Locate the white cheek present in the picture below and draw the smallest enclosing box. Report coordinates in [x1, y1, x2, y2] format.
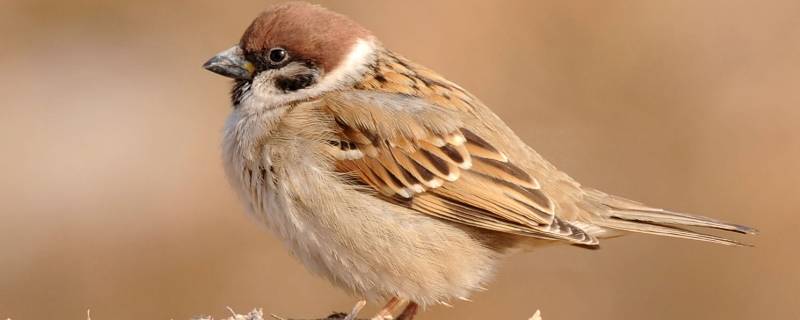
[244, 38, 378, 110]
[251, 70, 282, 99]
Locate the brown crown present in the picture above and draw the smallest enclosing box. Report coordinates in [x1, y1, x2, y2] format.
[240, 2, 372, 73]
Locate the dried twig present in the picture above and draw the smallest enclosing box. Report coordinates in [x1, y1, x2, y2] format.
[192, 308, 366, 320]
[191, 306, 543, 320]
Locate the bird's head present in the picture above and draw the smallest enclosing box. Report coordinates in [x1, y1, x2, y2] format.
[203, 2, 376, 109]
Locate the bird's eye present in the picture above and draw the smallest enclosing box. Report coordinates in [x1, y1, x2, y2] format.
[268, 48, 288, 64]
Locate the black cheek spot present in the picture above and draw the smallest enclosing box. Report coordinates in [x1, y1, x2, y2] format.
[275, 74, 317, 92]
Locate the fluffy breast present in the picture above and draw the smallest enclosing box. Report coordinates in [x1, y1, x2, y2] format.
[222, 105, 508, 306]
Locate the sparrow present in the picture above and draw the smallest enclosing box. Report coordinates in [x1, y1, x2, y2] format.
[202, 2, 755, 319]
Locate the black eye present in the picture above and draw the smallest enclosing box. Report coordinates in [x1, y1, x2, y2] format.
[268, 48, 288, 64]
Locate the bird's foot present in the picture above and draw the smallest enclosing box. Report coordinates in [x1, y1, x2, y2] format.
[342, 300, 367, 320]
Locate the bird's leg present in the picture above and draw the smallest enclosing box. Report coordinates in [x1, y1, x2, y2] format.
[343, 300, 367, 320]
[395, 302, 418, 320]
[369, 297, 404, 320]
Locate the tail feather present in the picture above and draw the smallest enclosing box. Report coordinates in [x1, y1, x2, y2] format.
[605, 207, 757, 235]
[593, 218, 750, 247]
[583, 188, 756, 246]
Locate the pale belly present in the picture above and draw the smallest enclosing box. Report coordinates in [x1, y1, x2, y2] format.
[221, 110, 506, 306]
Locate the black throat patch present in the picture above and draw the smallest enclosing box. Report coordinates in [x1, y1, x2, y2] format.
[230, 80, 250, 107]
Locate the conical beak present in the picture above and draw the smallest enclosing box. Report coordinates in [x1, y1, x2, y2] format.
[202, 46, 255, 80]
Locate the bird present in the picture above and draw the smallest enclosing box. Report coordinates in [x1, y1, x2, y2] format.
[202, 2, 755, 319]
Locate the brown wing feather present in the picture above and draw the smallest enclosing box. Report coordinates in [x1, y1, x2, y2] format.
[321, 89, 597, 245]
[334, 50, 753, 247]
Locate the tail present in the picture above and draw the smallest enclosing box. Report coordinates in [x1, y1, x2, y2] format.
[582, 189, 757, 246]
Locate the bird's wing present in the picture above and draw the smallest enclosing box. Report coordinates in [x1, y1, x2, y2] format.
[320, 90, 598, 245]
[317, 51, 754, 247]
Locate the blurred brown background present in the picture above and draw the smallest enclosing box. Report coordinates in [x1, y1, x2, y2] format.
[1, 0, 798, 319]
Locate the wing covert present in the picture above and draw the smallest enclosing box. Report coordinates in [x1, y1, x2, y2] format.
[322, 90, 597, 245]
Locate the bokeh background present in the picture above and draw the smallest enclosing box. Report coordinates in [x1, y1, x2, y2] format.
[1, 0, 798, 319]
